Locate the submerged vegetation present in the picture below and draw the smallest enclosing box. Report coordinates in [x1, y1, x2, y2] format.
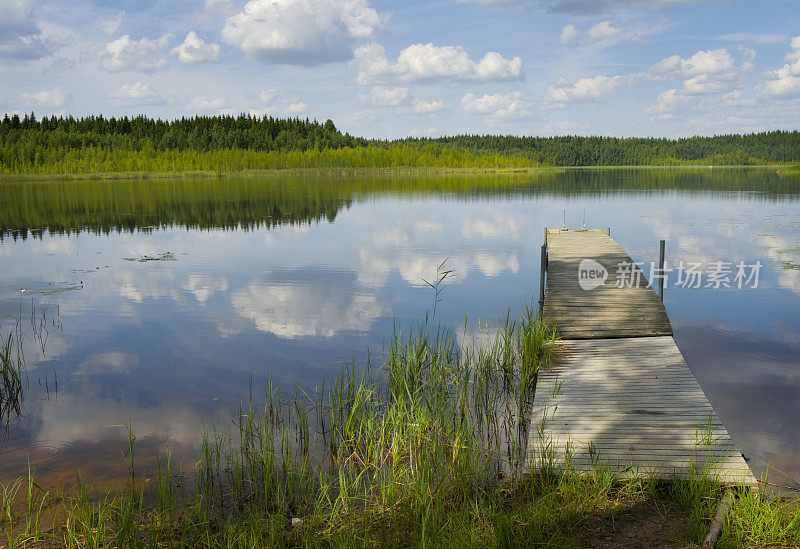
[1, 302, 798, 547]
[2, 113, 800, 176]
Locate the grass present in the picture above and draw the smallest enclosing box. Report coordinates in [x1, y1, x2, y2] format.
[0, 302, 798, 547]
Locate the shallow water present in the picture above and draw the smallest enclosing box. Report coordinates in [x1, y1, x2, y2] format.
[0, 169, 798, 489]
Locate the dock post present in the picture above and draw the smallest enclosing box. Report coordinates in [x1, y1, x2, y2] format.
[539, 227, 547, 312]
[658, 240, 665, 301]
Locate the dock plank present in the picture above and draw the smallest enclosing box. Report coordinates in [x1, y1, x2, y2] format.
[528, 337, 757, 485]
[542, 229, 672, 339]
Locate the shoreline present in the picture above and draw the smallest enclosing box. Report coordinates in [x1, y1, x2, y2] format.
[0, 164, 793, 182]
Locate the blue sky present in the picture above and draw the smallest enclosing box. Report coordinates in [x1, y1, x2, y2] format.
[1, 0, 799, 138]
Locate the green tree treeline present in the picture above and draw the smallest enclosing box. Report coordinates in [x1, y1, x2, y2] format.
[1, 112, 798, 174]
[410, 132, 800, 166]
[0, 113, 533, 174]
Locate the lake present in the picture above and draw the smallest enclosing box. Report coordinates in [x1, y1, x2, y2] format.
[0, 169, 798, 491]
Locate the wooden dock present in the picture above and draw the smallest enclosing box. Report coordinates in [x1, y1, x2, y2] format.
[529, 229, 757, 486]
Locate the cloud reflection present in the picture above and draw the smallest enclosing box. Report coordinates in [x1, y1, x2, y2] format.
[231, 270, 389, 338]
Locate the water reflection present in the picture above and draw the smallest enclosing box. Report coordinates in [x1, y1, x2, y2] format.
[231, 270, 389, 339]
[0, 169, 798, 490]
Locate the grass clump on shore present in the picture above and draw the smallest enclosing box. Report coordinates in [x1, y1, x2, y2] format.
[1, 303, 799, 547]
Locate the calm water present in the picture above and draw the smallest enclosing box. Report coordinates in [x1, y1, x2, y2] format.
[1, 170, 798, 490]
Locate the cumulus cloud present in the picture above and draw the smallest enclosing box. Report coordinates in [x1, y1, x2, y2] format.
[359, 85, 445, 114]
[559, 20, 624, 48]
[354, 42, 523, 84]
[186, 96, 229, 112]
[645, 88, 690, 118]
[95, 11, 125, 35]
[650, 48, 737, 80]
[461, 92, 526, 117]
[250, 88, 308, 117]
[286, 101, 306, 114]
[172, 31, 221, 63]
[108, 81, 166, 107]
[101, 34, 172, 72]
[222, 0, 385, 66]
[559, 24, 579, 47]
[358, 86, 447, 115]
[0, 0, 50, 62]
[405, 99, 446, 114]
[363, 85, 409, 107]
[548, 75, 628, 103]
[644, 47, 758, 117]
[587, 20, 621, 41]
[20, 86, 71, 108]
[761, 35, 800, 98]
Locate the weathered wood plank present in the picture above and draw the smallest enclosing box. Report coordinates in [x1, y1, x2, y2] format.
[528, 335, 757, 486]
[543, 229, 671, 339]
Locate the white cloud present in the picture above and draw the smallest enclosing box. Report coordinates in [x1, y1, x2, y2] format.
[650, 48, 736, 79]
[258, 88, 280, 104]
[286, 101, 306, 114]
[20, 86, 71, 108]
[761, 35, 800, 98]
[0, 0, 49, 62]
[761, 75, 800, 98]
[101, 34, 172, 72]
[222, 0, 385, 66]
[560, 24, 579, 47]
[461, 91, 525, 117]
[404, 99, 446, 114]
[172, 31, 221, 63]
[587, 20, 620, 41]
[250, 88, 308, 117]
[645, 88, 690, 117]
[354, 42, 523, 84]
[186, 96, 229, 111]
[409, 127, 440, 137]
[108, 81, 166, 107]
[548, 75, 628, 103]
[363, 85, 409, 107]
[644, 47, 756, 114]
[95, 11, 125, 35]
[360, 85, 445, 115]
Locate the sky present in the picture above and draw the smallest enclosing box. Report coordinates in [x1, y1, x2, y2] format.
[1, 0, 799, 138]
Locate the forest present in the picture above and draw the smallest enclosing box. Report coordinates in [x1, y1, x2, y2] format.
[1, 112, 798, 174]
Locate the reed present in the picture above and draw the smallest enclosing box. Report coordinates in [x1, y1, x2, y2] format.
[0, 330, 24, 427]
